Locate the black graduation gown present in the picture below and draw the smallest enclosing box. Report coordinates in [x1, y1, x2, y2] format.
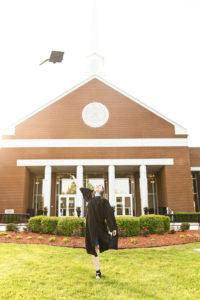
[80, 188, 118, 257]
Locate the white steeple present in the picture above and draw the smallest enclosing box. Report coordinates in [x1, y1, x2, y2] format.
[86, 0, 104, 76]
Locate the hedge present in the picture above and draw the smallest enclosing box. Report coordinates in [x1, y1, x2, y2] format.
[139, 214, 170, 234]
[28, 215, 171, 236]
[2, 214, 20, 223]
[28, 216, 45, 233]
[56, 217, 85, 236]
[170, 212, 200, 223]
[41, 217, 59, 234]
[116, 216, 140, 237]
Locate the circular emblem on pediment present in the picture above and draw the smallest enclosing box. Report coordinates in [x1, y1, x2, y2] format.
[82, 102, 109, 128]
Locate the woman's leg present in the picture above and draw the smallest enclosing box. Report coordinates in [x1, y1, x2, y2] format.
[91, 245, 100, 271]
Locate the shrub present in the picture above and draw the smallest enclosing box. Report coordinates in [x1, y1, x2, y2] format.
[28, 216, 45, 233]
[116, 217, 140, 237]
[62, 237, 69, 244]
[157, 228, 165, 235]
[130, 238, 138, 244]
[6, 223, 18, 232]
[49, 236, 56, 242]
[1, 214, 21, 224]
[169, 229, 176, 234]
[171, 212, 200, 223]
[141, 226, 150, 237]
[163, 216, 170, 232]
[179, 234, 185, 238]
[56, 217, 85, 236]
[139, 214, 170, 234]
[0, 232, 7, 236]
[41, 217, 59, 234]
[180, 222, 190, 231]
[27, 214, 171, 237]
[186, 234, 192, 238]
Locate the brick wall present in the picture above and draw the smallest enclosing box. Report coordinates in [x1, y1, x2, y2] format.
[0, 78, 193, 214]
[3, 79, 186, 139]
[0, 146, 194, 214]
[190, 148, 200, 166]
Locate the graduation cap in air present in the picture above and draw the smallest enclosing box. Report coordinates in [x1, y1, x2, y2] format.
[40, 51, 64, 65]
[80, 187, 94, 202]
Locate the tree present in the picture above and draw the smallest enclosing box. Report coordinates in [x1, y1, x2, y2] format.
[67, 181, 76, 194]
[85, 178, 94, 190]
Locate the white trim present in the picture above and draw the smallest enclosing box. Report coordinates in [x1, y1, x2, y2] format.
[1, 138, 188, 148]
[191, 167, 200, 171]
[2, 75, 187, 135]
[82, 102, 109, 127]
[17, 158, 174, 167]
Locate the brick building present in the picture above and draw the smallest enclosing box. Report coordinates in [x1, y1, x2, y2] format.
[0, 76, 200, 217]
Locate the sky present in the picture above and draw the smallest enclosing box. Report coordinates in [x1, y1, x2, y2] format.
[0, 0, 200, 145]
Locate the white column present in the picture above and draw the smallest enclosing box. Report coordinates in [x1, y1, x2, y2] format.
[43, 165, 52, 216]
[108, 165, 115, 207]
[139, 165, 148, 215]
[76, 165, 84, 216]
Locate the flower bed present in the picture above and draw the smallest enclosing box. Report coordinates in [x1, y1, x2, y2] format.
[1, 230, 200, 249]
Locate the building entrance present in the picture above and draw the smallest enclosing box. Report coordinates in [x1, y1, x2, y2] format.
[58, 195, 76, 216]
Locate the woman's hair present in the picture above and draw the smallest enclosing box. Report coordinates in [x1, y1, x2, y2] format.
[99, 187, 106, 198]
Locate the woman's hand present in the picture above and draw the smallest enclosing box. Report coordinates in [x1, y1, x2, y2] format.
[112, 230, 117, 236]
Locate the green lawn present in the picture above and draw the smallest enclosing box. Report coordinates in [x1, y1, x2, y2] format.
[0, 243, 200, 300]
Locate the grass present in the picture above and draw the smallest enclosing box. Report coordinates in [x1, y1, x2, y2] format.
[0, 243, 200, 300]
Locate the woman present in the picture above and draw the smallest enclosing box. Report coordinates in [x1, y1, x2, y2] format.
[80, 185, 118, 280]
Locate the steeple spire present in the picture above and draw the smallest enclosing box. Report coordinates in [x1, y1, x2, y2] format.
[91, 0, 98, 52]
[86, 0, 104, 76]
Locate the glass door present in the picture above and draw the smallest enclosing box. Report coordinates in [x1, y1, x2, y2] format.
[115, 194, 133, 216]
[114, 177, 135, 216]
[59, 196, 67, 216]
[56, 175, 77, 216]
[192, 172, 200, 212]
[58, 195, 76, 216]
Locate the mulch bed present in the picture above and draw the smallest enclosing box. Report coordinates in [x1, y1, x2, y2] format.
[1, 230, 200, 249]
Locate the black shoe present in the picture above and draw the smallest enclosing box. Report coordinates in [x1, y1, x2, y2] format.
[96, 270, 101, 280]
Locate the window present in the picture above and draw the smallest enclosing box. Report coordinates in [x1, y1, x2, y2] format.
[192, 172, 200, 212]
[115, 178, 130, 194]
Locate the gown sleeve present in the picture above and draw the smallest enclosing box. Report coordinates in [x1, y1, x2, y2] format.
[104, 199, 117, 232]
